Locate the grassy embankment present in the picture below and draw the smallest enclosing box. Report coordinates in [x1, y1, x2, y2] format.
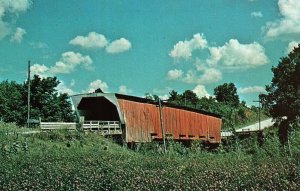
[1, 122, 300, 190]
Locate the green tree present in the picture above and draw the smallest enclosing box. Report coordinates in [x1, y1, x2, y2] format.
[167, 90, 182, 105]
[262, 44, 300, 144]
[182, 90, 198, 106]
[168, 90, 180, 101]
[26, 75, 75, 122]
[144, 93, 159, 101]
[197, 96, 218, 112]
[0, 75, 75, 126]
[214, 83, 239, 107]
[0, 81, 25, 124]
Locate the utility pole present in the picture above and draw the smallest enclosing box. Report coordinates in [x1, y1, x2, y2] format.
[27, 60, 31, 128]
[253, 95, 262, 131]
[158, 98, 167, 153]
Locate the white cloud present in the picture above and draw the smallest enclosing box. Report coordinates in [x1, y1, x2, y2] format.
[238, 86, 266, 94]
[182, 68, 222, 84]
[192, 85, 210, 98]
[169, 33, 207, 60]
[0, 0, 31, 13]
[50, 52, 92, 74]
[56, 81, 76, 95]
[167, 67, 222, 85]
[105, 38, 131, 54]
[166, 34, 268, 86]
[286, 40, 299, 53]
[118, 85, 132, 95]
[70, 32, 132, 54]
[0, 0, 31, 40]
[151, 87, 172, 100]
[206, 39, 268, 70]
[87, 80, 108, 93]
[69, 32, 108, 49]
[29, 41, 48, 49]
[159, 94, 169, 100]
[30, 51, 93, 76]
[263, 0, 300, 40]
[166, 69, 183, 80]
[10, 27, 26, 43]
[198, 68, 222, 84]
[251, 11, 263, 18]
[30, 64, 49, 77]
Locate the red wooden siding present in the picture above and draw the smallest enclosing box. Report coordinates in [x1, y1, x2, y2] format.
[117, 98, 221, 143]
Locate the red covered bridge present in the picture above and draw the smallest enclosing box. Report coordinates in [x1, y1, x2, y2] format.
[71, 93, 222, 144]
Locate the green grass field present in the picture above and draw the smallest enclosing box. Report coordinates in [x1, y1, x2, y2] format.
[1, 122, 300, 190]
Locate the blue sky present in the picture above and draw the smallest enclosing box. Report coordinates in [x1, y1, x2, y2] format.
[0, 0, 299, 105]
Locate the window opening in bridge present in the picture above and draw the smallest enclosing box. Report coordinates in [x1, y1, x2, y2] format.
[77, 97, 120, 121]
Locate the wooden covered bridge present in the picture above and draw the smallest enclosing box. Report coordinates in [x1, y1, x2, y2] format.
[71, 93, 222, 144]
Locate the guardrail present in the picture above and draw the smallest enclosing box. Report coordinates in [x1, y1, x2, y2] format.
[40, 122, 77, 130]
[40, 120, 122, 135]
[83, 121, 122, 135]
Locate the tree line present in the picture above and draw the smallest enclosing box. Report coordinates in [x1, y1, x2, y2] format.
[0, 45, 299, 145]
[0, 75, 75, 125]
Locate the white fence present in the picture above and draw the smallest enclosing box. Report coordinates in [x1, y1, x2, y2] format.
[40, 122, 77, 130]
[40, 120, 122, 135]
[83, 121, 122, 135]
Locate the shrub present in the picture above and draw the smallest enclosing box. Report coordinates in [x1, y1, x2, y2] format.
[1, 122, 300, 190]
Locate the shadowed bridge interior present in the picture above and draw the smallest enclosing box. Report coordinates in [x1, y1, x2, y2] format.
[77, 97, 120, 121]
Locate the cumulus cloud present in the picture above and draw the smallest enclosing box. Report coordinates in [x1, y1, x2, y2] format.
[56, 81, 76, 95]
[118, 85, 132, 95]
[105, 38, 131, 54]
[286, 40, 300, 53]
[70, 32, 132, 54]
[69, 32, 108, 49]
[238, 86, 266, 94]
[169, 33, 207, 60]
[151, 87, 172, 100]
[10, 27, 26, 43]
[50, 52, 92, 74]
[166, 69, 183, 80]
[167, 67, 222, 85]
[0, 0, 31, 40]
[87, 80, 108, 93]
[182, 68, 222, 84]
[30, 51, 93, 76]
[251, 11, 263, 18]
[263, 0, 300, 40]
[192, 85, 210, 98]
[30, 64, 49, 77]
[206, 39, 268, 70]
[167, 34, 268, 85]
[197, 68, 222, 84]
[159, 94, 169, 100]
[29, 41, 48, 49]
